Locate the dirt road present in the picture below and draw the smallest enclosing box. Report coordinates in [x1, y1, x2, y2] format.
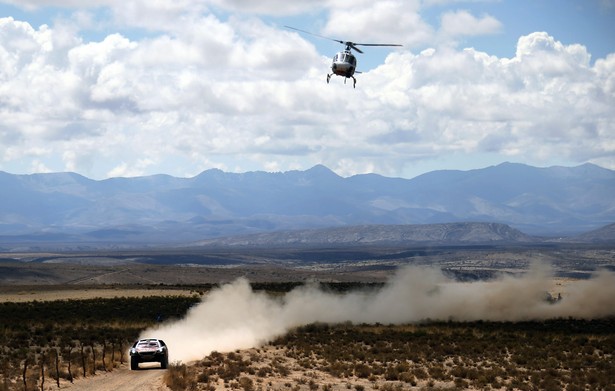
[62, 363, 168, 391]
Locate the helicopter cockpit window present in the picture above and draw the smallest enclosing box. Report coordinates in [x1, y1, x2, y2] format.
[333, 53, 339, 62]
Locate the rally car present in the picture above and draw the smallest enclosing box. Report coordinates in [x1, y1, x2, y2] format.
[129, 338, 169, 370]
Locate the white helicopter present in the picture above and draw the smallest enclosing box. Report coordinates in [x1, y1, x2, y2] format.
[285, 26, 402, 88]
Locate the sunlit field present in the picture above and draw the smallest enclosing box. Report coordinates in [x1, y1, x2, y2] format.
[1, 284, 614, 391]
[0, 295, 199, 391]
[167, 319, 615, 391]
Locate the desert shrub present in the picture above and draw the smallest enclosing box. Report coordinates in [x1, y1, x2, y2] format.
[412, 368, 429, 380]
[0, 295, 199, 390]
[164, 361, 197, 391]
[270, 318, 615, 391]
[256, 366, 272, 377]
[428, 365, 450, 381]
[239, 376, 254, 391]
[353, 363, 372, 378]
[380, 382, 404, 391]
[274, 361, 291, 376]
[453, 377, 469, 389]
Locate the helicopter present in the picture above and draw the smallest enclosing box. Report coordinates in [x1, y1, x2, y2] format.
[285, 26, 402, 88]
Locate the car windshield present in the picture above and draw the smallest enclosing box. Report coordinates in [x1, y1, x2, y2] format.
[138, 340, 158, 348]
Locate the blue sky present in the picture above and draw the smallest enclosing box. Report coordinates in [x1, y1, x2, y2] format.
[424, 1, 614, 59]
[0, 0, 614, 179]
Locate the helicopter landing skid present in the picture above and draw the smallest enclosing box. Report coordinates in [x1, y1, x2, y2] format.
[343, 76, 356, 88]
[327, 74, 356, 88]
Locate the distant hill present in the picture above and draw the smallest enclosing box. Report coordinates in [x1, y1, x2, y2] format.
[567, 223, 615, 243]
[1, 162, 614, 248]
[191, 222, 537, 247]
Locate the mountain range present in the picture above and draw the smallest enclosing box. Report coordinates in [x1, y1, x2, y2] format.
[191, 222, 538, 247]
[0, 162, 614, 247]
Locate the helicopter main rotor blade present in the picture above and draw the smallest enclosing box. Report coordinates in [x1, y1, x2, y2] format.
[348, 43, 364, 54]
[284, 26, 345, 45]
[347, 42, 402, 54]
[353, 43, 403, 47]
[285, 26, 402, 54]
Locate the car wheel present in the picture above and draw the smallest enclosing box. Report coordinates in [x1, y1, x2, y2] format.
[130, 357, 140, 370]
[160, 357, 168, 369]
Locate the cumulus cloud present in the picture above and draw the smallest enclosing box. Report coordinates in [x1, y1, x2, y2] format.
[0, 1, 614, 178]
[360, 32, 615, 172]
[323, 0, 434, 47]
[205, 0, 325, 16]
[439, 9, 502, 37]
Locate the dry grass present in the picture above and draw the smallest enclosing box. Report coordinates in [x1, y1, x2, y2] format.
[0, 295, 199, 391]
[0, 286, 199, 303]
[165, 319, 615, 391]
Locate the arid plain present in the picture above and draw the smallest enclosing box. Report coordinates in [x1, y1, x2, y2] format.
[1, 243, 614, 391]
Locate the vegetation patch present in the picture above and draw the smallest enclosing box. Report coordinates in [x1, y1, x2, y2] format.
[0, 295, 199, 390]
[2, 285, 614, 390]
[168, 319, 615, 391]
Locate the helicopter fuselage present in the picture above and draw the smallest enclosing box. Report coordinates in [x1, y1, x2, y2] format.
[331, 50, 357, 78]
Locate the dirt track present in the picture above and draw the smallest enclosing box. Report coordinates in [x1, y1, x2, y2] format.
[62, 363, 167, 391]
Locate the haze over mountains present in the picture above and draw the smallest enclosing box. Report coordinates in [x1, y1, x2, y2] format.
[0, 162, 614, 247]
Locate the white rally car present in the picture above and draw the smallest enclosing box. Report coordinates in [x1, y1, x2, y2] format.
[129, 338, 169, 370]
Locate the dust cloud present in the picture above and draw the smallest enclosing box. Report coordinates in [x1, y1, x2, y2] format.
[141, 264, 615, 363]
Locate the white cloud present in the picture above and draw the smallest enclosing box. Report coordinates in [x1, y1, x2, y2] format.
[0, 2, 613, 179]
[323, 0, 433, 47]
[205, 0, 325, 16]
[110, 0, 209, 31]
[423, 0, 500, 6]
[440, 9, 502, 37]
[375, 33, 614, 173]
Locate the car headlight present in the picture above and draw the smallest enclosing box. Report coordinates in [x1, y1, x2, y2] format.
[130, 348, 136, 355]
